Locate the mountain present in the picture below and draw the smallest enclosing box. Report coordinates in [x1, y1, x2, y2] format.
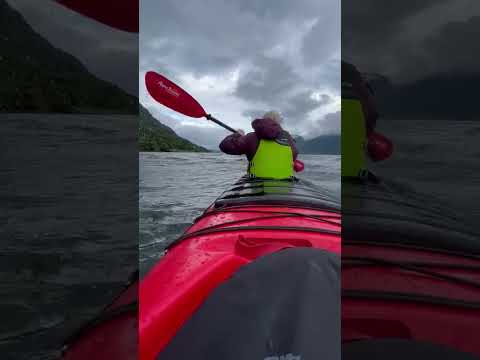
[294, 134, 340, 155]
[367, 72, 480, 121]
[0, 0, 137, 112]
[139, 105, 208, 152]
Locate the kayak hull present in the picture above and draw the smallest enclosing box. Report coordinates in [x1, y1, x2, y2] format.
[140, 178, 341, 360]
[61, 278, 138, 360]
[342, 178, 480, 357]
[343, 243, 480, 357]
[141, 206, 341, 360]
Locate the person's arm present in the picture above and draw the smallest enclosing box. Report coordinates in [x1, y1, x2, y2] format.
[359, 80, 378, 135]
[353, 72, 378, 136]
[287, 133, 299, 160]
[219, 133, 249, 155]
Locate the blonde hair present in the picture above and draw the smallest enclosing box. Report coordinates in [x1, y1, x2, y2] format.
[262, 111, 283, 124]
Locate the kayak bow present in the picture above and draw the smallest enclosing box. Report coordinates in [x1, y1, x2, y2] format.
[140, 177, 341, 360]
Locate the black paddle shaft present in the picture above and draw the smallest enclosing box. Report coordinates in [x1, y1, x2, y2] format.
[205, 114, 238, 134]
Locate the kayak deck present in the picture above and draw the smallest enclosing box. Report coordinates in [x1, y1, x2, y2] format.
[342, 178, 480, 357]
[214, 176, 340, 210]
[342, 178, 479, 254]
[140, 177, 341, 360]
[342, 241, 480, 357]
[61, 274, 138, 360]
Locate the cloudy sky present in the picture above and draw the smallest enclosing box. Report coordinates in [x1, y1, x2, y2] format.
[140, 0, 341, 149]
[6, 0, 138, 95]
[9, 0, 478, 132]
[343, 0, 480, 84]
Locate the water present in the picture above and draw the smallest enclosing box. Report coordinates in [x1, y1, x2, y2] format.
[371, 120, 480, 223]
[1, 114, 137, 360]
[4, 116, 478, 358]
[139, 152, 340, 277]
[140, 120, 480, 278]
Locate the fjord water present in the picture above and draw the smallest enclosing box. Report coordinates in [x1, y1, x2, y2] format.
[139, 152, 340, 276]
[141, 119, 480, 277]
[2, 115, 137, 360]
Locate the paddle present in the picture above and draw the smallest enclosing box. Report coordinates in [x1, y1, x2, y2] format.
[145, 71, 305, 172]
[145, 71, 238, 133]
[54, 0, 139, 33]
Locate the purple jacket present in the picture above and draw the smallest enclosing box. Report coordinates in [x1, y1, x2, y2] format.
[219, 118, 298, 161]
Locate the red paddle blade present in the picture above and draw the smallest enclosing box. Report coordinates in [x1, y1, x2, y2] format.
[145, 71, 207, 118]
[367, 132, 394, 161]
[55, 0, 139, 33]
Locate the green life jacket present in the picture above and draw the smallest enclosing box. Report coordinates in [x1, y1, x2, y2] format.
[248, 131, 293, 179]
[341, 81, 368, 178]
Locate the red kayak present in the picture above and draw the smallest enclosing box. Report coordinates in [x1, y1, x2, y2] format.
[140, 177, 341, 360]
[60, 272, 138, 360]
[342, 178, 480, 359]
[60, 177, 340, 360]
[60, 176, 479, 359]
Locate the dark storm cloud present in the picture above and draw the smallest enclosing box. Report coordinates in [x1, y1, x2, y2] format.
[283, 92, 332, 119]
[342, 0, 443, 58]
[233, 0, 329, 20]
[235, 56, 334, 134]
[313, 111, 340, 135]
[141, 0, 340, 147]
[140, 0, 287, 76]
[342, 0, 480, 82]
[242, 109, 266, 120]
[6, 0, 138, 95]
[140, 0, 341, 83]
[343, 0, 480, 120]
[404, 15, 480, 78]
[140, 0, 338, 74]
[302, 1, 340, 66]
[234, 56, 300, 103]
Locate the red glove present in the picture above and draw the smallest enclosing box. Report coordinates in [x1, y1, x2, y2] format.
[367, 132, 393, 161]
[294, 160, 305, 172]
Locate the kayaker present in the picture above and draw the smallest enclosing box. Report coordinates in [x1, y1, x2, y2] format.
[341, 61, 379, 179]
[219, 111, 298, 179]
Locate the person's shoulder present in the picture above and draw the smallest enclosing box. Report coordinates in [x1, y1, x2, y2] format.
[342, 61, 358, 73]
[342, 61, 362, 83]
[274, 129, 292, 144]
[281, 129, 294, 139]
